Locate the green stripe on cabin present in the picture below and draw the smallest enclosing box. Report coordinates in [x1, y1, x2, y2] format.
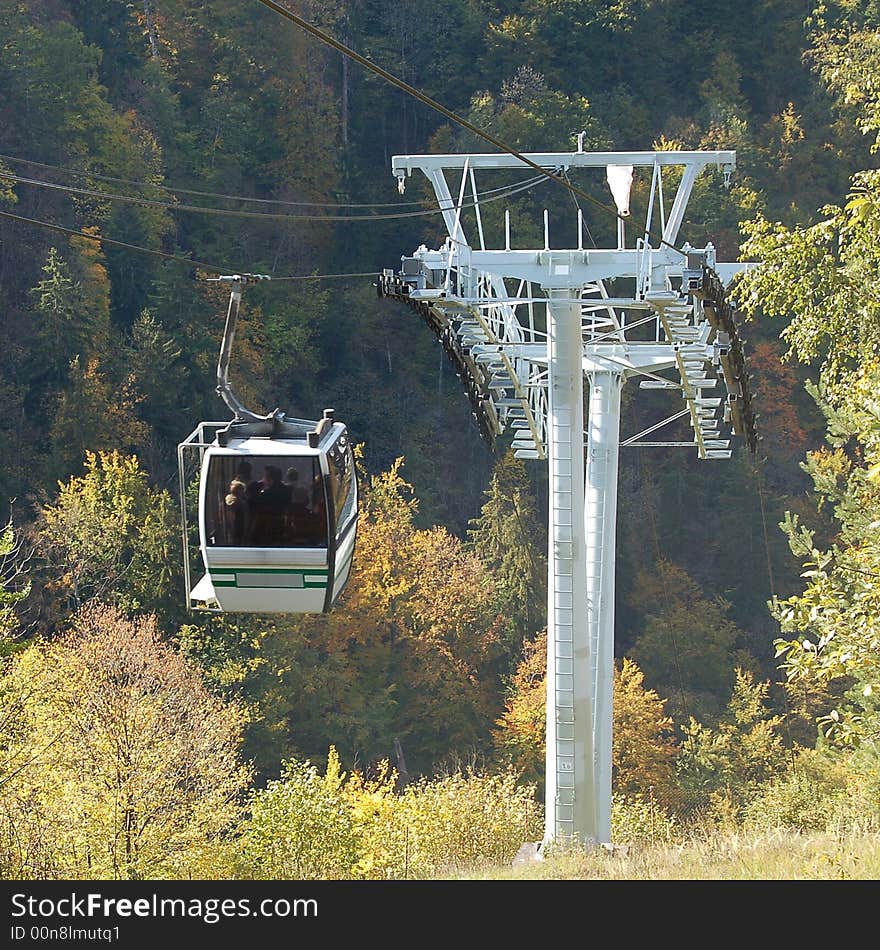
[210, 567, 329, 590]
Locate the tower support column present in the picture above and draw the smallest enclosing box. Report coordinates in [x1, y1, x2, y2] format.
[584, 369, 624, 844]
[543, 289, 595, 846]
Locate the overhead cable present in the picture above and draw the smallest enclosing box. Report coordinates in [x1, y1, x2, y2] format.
[252, 0, 687, 257]
[0, 154, 544, 217]
[0, 208, 378, 280]
[0, 151, 547, 209]
[0, 169, 549, 222]
[0, 152, 429, 207]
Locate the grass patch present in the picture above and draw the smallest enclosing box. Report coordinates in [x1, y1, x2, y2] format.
[444, 830, 880, 880]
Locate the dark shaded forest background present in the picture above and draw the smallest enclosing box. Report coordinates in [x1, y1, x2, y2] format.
[2, 0, 879, 859]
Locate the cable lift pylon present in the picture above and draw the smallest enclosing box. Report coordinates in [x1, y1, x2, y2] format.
[379, 147, 760, 849]
[177, 274, 358, 615]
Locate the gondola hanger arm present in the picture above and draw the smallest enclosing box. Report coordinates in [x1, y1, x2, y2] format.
[210, 274, 277, 424]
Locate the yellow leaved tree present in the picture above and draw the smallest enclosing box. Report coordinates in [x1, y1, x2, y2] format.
[494, 640, 680, 808]
[0, 604, 251, 879]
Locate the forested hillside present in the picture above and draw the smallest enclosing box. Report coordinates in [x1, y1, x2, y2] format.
[1, 0, 879, 879]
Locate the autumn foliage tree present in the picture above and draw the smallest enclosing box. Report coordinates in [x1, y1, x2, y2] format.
[314, 457, 507, 771]
[675, 668, 789, 821]
[736, 12, 880, 761]
[38, 450, 180, 622]
[613, 657, 679, 804]
[770, 364, 880, 751]
[747, 341, 810, 468]
[491, 630, 547, 785]
[181, 457, 506, 778]
[0, 520, 29, 647]
[0, 604, 251, 879]
[493, 633, 680, 805]
[628, 560, 757, 727]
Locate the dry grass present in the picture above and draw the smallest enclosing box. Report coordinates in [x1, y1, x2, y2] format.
[443, 830, 880, 880]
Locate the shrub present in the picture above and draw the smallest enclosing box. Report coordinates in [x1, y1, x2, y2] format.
[743, 746, 880, 835]
[239, 748, 360, 879]
[236, 753, 542, 879]
[612, 793, 679, 844]
[395, 767, 542, 877]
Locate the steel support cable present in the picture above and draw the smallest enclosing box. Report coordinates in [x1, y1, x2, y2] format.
[0, 151, 548, 208]
[751, 456, 777, 600]
[0, 170, 549, 223]
[0, 208, 227, 271]
[0, 208, 376, 279]
[561, 167, 598, 249]
[636, 450, 692, 727]
[252, 0, 688, 258]
[750, 453, 800, 766]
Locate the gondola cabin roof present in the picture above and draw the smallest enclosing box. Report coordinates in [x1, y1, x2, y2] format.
[207, 435, 324, 456]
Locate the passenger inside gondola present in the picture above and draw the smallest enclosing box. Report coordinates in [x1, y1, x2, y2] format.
[206, 454, 328, 548]
[223, 479, 249, 544]
[285, 467, 311, 515]
[250, 465, 291, 545]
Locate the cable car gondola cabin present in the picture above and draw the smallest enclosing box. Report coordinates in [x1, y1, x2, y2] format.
[177, 410, 357, 613]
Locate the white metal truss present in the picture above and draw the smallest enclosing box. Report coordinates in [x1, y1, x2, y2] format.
[379, 149, 758, 847]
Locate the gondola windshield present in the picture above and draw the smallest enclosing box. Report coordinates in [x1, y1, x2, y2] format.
[205, 454, 328, 548]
